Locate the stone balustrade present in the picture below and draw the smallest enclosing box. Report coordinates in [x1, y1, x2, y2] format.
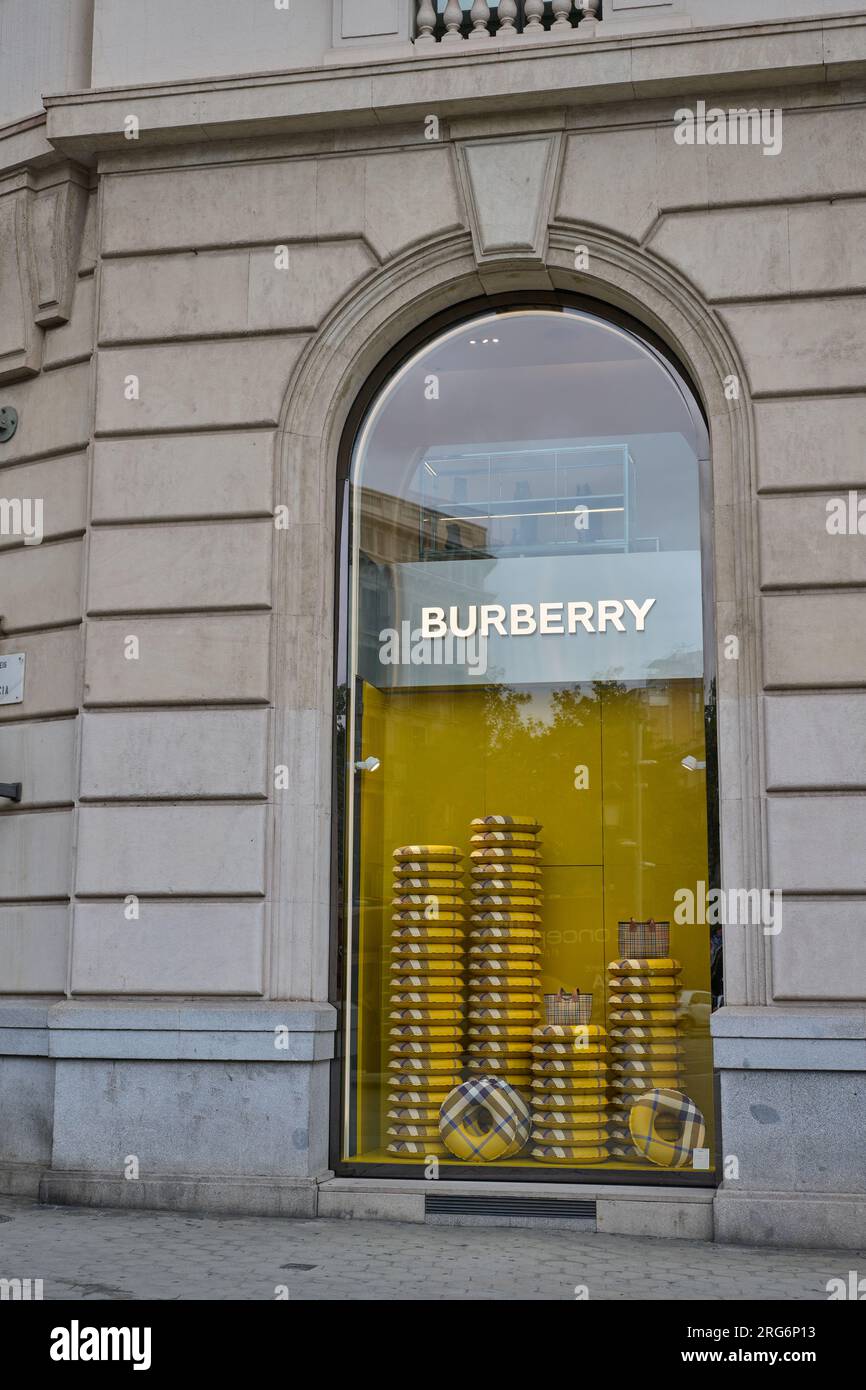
[415, 1, 599, 47]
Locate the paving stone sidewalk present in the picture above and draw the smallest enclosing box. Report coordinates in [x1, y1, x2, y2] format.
[0, 1195, 861, 1301]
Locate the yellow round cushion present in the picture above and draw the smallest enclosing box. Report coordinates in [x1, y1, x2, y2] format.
[470, 924, 541, 938]
[470, 959, 541, 973]
[473, 874, 542, 889]
[610, 1025, 679, 1040]
[530, 1145, 607, 1163]
[393, 875, 463, 890]
[387, 1124, 442, 1141]
[388, 1106, 441, 1122]
[610, 1009, 679, 1024]
[471, 897, 542, 910]
[468, 1040, 533, 1056]
[470, 1007, 539, 1023]
[470, 993, 540, 1006]
[389, 1071, 463, 1089]
[386, 1140, 446, 1156]
[396, 861, 464, 876]
[389, 1088, 454, 1107]
[468, 1025, 535, 1040]
[470, 947, 542, 963]
[532, 1056, 607, 1072]
[389, 1044, 463, 1060]
[390, 1025, 463, 1039]
[390, 993, 464, 1008]
[628, 1087, 706, 1168]
[611, 1043, 683, 1059]
[608, 958, 681, 975]
[608, 992, 679, 1008]
[470, 815, 541, 833]
[532, 1095, 608, 1114]
[530, 1076, 606, 1093]
[393, 845, 462, 861]
[532, 1042, 607, 1058]
[391, 911, 465, 925]
[612, 974, 679, 990]
[470, 974, 540, 990]
[534, 1023, 606, 1040]
[470, 829, 539, 843]
[532, 1109, 608, 1127]
[439, 1077, 531, 1161]
[391, 925, 464, 941]
[465, 1059, 531, 1079]
[612, 1058, 683, 1073]
[471, 847, 542, 862]
[532, 1126, 608, 1145]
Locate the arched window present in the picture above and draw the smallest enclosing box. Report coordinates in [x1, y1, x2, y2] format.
[335, 298, 718, 1182]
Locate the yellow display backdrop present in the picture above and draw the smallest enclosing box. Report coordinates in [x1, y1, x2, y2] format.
[346, 676, 715, 1173]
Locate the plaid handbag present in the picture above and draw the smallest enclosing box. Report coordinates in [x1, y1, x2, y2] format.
[617, 918, 670, 957]
[544, 989, 593, 1026]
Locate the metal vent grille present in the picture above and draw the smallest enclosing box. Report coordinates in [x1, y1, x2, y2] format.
[425, 1194, 596, 1221]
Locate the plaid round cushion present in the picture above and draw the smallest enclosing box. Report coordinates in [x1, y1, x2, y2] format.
[438, 1076, 531, 1161]
[628, 1087, 707, 1168]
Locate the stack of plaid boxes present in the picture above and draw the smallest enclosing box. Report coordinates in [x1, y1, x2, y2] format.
[606, 951, 683, 1163]
[386, 844, 467, 1158]
[529, 1015, 609, 1164]
[465, 816, 543, 1096]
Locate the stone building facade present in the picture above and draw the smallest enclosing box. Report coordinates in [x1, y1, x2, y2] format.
[1, 0, 865, 1247]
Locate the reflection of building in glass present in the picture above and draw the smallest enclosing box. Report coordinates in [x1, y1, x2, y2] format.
[356, 488, 491, 682]
[359, 486, 490, 564]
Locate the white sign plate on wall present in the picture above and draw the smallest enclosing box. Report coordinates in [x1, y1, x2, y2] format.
[0, 653, 25, 705]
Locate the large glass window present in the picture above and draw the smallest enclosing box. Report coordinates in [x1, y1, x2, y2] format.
[335, 302, 719, 1181]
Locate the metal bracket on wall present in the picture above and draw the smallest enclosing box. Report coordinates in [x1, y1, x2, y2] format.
[0, 407, 18, 443]
[0, 783, 22, 802]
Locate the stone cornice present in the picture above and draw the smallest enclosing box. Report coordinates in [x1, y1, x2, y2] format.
[41, 13, 866, 160]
